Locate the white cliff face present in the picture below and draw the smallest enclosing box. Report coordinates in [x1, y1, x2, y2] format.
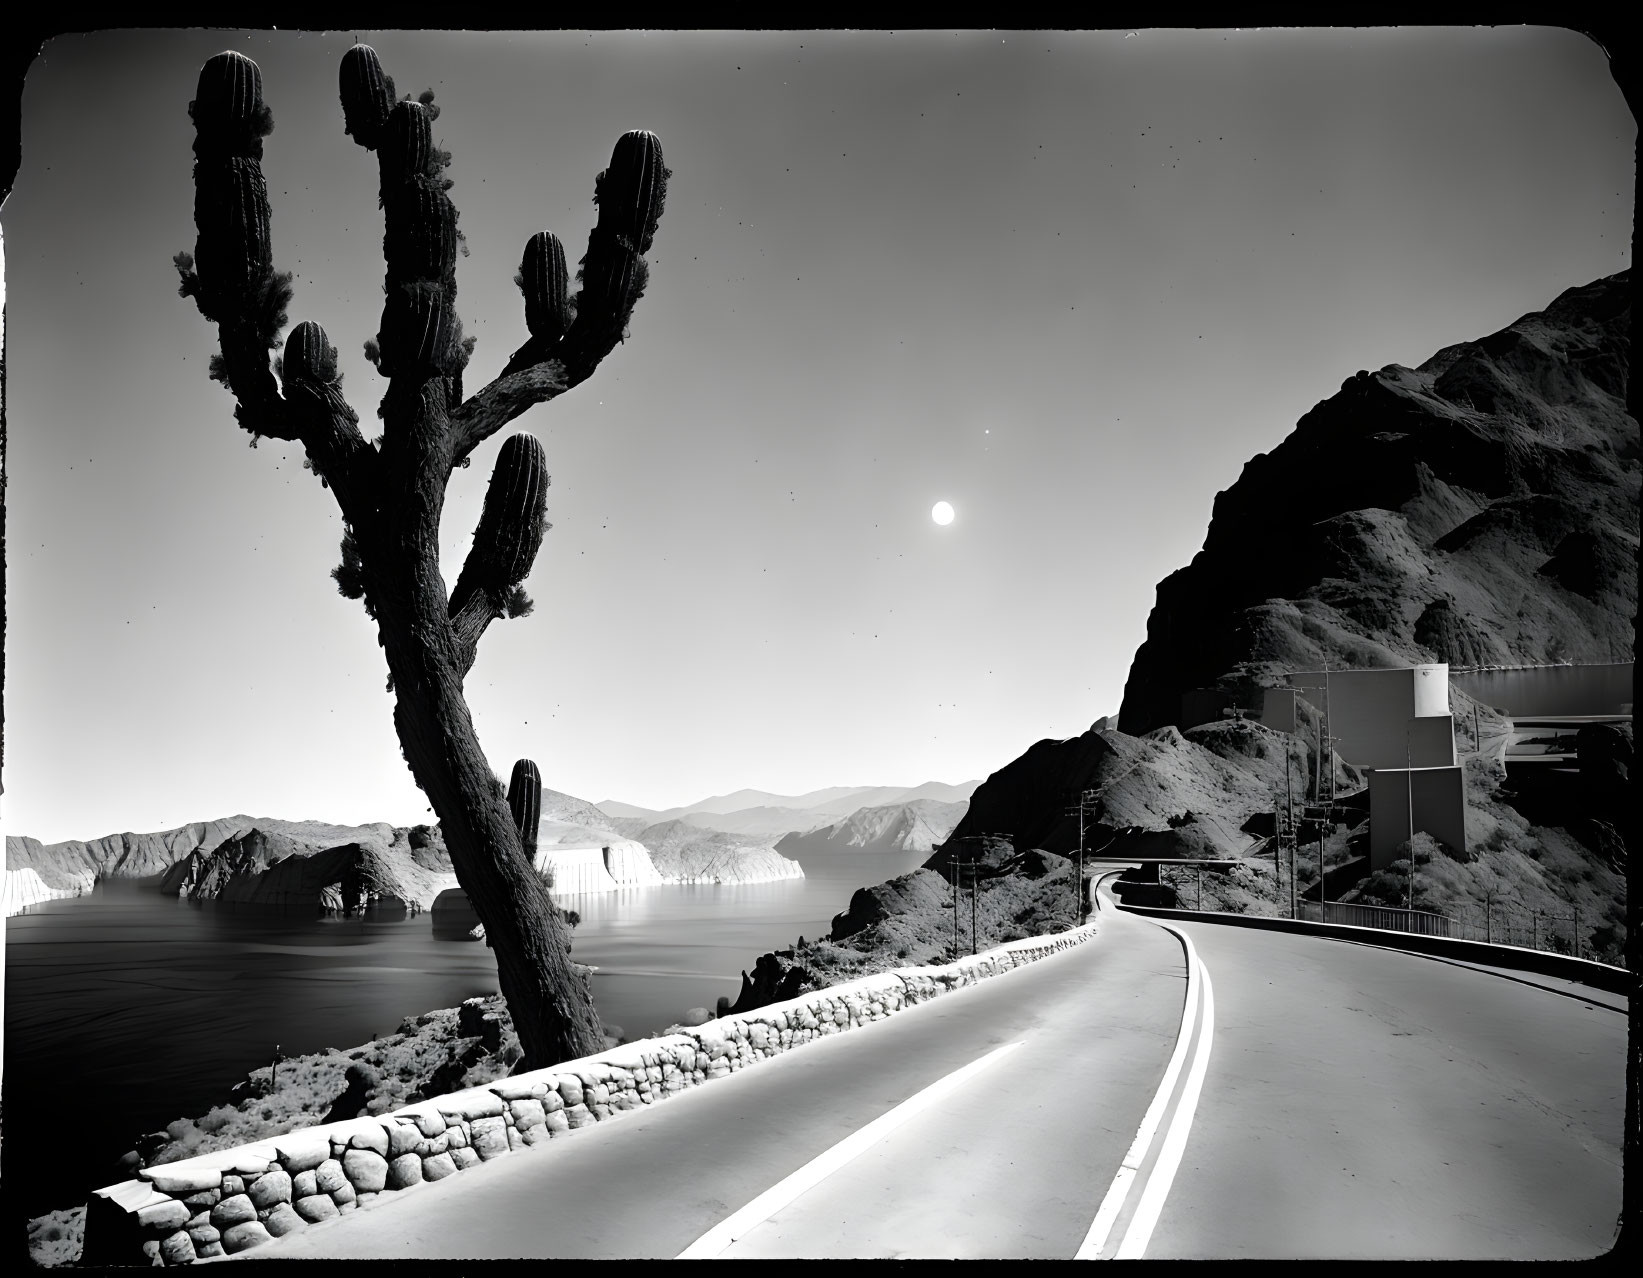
[535, 839, 667, 896]
[3, 867, 85, 916]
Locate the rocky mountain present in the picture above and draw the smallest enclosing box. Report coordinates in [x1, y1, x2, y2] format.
[1118, 271, 1636, 734]
[942, 272, 1633, 963]
[156, 827, 458, 914]
[6, 817, 400, 898]
[596, 780, 981, 841]
[631, 819, 804, 884]
[775, 798, 969, 859]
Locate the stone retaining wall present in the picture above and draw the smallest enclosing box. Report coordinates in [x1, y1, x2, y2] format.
[82, 923, 1097, 1264]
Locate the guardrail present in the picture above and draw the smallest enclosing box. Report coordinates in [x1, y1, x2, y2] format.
[1296, 900, 1452, 937]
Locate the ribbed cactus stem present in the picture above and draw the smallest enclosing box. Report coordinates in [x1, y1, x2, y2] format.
[379, 282, 461, 376]
[385, 181, 459, 287]
[192, 156, 274, 319]
[339, 44, 394, 149]
[194, 51, 263, 131]
[384, 100, 435, 182]
[508, 759, 543, 859]
[520, 231, 571, 342]
[283, 320, 338, 385]
[594, 130, 669, 254]
[470, 433, 550, 590]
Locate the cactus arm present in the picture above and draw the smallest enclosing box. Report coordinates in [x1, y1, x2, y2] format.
[508, 759, 543, 862]
[181, 50, 376, 527]
[448, 130, 668, 467]
[448, 432, 551, 675]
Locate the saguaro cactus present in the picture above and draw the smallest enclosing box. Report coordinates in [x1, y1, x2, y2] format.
[174, 44, 669, 1070]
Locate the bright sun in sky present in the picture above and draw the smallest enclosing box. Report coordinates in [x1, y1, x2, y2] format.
[931, 501, 955, 526]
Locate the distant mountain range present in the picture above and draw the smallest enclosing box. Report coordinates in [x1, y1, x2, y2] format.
[775, 798, 971, 859]
[596, 781, 979, 843]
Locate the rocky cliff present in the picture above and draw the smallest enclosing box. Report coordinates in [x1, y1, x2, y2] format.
[941, 271, 1633, 962]
[1119, 271, 1635, 734]
[775, 799, 968, 859]
[633, 820, 804, 884]
[4, 818, 411, 915]
[155, 828, 459, 914]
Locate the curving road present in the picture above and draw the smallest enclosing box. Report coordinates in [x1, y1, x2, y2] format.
[228, 877, 1624, 1262]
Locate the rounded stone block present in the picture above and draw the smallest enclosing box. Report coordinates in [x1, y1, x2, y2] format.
[294, 1193, 340, 1224]
[263, 1203, 305, 1237]
[421, 1152, 459, 1182]
[248, 1167, 293, 1210]
[414, 1133, 450, 1158]
[292, 1169, 319, 1199]
[188, 1222, 221, 1247]
[160, 1229, 197, 1265]
[387, 1121, 421, 1159]
[509, 1098, 547, 1129]
[221, 1220, 274, 1254]
[210, 1194, 257, 1229]
[470, 1116, 509, 1160]
[137, 1198, 191, 1234]
[540, 1090, 565, 1114]
[342, 1148, 389, 1193]
[330, 1180, 356, 1207]
[314, 1158, 348, 1195]
[410, 1110, 447, 1138]
[220, 1174, 246, 1197]
[348, 1125, 391, 1157]
[274, 1131, 332, 1173]
[182, 1187, 221, 1211]
[522, 1125, 552, 1147]
[450, 1145, 482, 1170]
[386, 1152, 423, 1189]
[544, 1109, 570, 1134]
[556, 1076, 584, 1107]
[507, 1127, 525, 1151]
[446, 1124, 470, 1149]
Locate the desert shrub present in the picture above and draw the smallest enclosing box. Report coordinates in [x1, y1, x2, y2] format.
[199, 1106, 236, 1134]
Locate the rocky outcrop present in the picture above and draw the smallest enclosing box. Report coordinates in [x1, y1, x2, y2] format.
[946, 714, 1348, 863]
[156, 830, 459, 914]
[775, 799, 968, 859]
[634, 820, 804, 884]
[1117, 271, 1636, 736]
[4, 818, 410, 916]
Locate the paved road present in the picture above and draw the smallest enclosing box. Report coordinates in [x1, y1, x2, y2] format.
[234, 905, 1188, 1260]
[1144, 920, 1625, 1260]
[225, 885, 1624, 1261]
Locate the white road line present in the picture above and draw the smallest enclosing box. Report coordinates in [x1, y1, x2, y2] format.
[675, 1040, 1024, 1259]
[1076, 920, 1214, 1261]
[1116, 959, 1215, 1258]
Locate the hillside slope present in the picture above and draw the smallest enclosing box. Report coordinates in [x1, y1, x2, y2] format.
[1119, 271, 1635, 734]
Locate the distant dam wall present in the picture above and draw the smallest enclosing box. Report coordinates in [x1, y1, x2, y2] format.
[3, 867, 84, 916]
[82, 921, 1098, 1264]
[537, 840, 668, 896]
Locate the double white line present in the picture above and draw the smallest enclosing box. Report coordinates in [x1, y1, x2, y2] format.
[1077, 920, 1216, 1260]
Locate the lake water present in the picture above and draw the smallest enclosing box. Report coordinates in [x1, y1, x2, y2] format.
[1, 848, 927, 1219]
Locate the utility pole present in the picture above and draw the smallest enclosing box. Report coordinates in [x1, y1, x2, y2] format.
[1406, 718, 1416, 912]
[971, 850, 978, 955]
[1323, 659, 1334, 807]
[1064, 792, 1090, 923]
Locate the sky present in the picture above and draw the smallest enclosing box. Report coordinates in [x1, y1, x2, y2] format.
[0, 27, 1634, 845]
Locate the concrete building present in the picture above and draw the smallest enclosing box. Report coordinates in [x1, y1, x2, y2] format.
[1264, 663, 1466, 868]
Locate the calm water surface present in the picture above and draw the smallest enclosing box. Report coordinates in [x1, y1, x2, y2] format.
[2, 849, 924, 1217]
